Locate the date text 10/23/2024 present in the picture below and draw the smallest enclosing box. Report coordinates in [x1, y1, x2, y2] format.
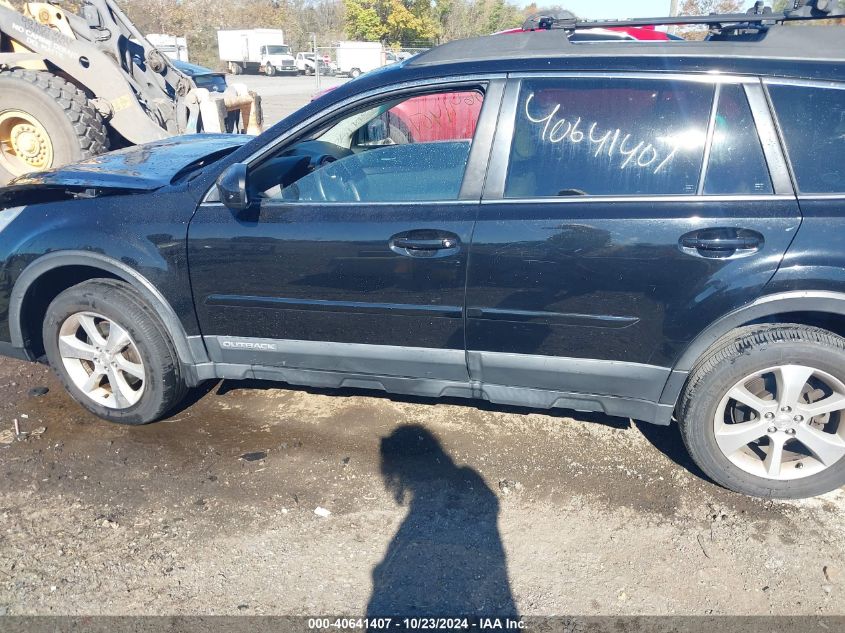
[307, 617, 526, 630]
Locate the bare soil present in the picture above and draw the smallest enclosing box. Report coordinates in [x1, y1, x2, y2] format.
[0, 355, 843, 616]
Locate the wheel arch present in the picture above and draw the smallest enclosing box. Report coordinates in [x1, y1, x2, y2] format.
[659, 291, 845, 409]
[10, 251, 207, 373]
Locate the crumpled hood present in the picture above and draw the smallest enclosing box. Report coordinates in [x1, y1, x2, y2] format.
[5, 134, 250, 192]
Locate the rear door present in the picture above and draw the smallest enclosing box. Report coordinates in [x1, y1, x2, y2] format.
[465, 74, 800, 404]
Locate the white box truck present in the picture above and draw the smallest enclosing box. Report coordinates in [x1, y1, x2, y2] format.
[335, 41, 385, 78]
[148, 34, 189, 61]
[217, 29, 297, 76]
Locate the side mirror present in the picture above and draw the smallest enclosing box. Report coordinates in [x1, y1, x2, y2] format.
[355, 118, 392, 147]
[216, 163, 249, 211]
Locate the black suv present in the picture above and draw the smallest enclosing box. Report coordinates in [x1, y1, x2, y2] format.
[1, 4, 844, 499]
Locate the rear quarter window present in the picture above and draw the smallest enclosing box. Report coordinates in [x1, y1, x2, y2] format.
[768, 83, 845, 194]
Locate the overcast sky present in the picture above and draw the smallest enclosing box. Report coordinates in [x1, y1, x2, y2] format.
[520, 1, 760, 18]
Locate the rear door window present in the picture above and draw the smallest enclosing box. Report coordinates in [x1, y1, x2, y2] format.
[703, 84, 773, 195]
[504, 77, 714, 198]
[768, 83, 845, 194]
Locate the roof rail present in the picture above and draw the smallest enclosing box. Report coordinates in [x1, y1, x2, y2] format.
[522, 0, 845, 33]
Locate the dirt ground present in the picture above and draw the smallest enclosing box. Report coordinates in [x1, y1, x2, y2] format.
[0, 352, 844, 617]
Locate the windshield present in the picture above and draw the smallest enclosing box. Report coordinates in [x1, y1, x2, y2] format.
[265, 45, 291, 55]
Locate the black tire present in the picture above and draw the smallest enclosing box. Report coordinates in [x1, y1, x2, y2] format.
[0, 69, 108, 185]
[350, 68, 361, 78]
[265, 65, 276, 77]
[229, 62, 243, 75]
[42, 279, 188, 425]
[677, 324, 845, 498]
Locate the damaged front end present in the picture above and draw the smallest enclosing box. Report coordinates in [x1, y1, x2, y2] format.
[0, 133, 250, 209]
[0, 184, 142, 211]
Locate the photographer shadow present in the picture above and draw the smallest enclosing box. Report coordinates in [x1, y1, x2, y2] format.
[367, 424, 518, 623]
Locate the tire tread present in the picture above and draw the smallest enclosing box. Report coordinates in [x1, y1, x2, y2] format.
[678, 323, 845, 498]
[0, 69, 109, 160]
[43, 279, 187, 425]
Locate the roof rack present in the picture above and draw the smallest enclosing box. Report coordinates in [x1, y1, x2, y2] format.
[522, 0, 845, 34]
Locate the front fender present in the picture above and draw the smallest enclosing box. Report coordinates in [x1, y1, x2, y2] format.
[0, 189, 208, 381]
[9, 250, 208, 372]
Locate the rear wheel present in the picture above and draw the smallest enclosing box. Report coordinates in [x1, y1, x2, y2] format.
[678, 324, 845, 498]
[43, 279, 188, 425]
[349, 68, 362, 78]
[0, 70, 108, 184]
[229, 62, 243, 75]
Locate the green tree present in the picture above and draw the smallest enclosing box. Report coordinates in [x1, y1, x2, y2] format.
[679, 0, 743, 13]
[344, 0, 387, 40]
[344, 0, 440, 46]
[676, 0, 742, 39]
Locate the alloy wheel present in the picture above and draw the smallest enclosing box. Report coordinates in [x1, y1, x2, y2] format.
[58, 311, 145, 409]
[714, 364, 845, 480]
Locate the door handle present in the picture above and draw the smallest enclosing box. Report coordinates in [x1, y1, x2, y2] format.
[679, 228, 763, 259]
[389, 230, 461, 258]
[680, 236, 761, 251]
[392, 237, 458, 250]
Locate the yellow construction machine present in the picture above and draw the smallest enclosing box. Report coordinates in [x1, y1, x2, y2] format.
[0, 0, 263, 183]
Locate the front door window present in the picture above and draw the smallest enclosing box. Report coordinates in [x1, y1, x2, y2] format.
[250, 90, 485, 203]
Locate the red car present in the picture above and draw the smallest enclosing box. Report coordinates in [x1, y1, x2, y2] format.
[494, 25, 674, 40]
[316, 22, 676, 144]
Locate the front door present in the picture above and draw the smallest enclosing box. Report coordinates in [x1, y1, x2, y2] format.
[189, 80, 500, 382]
[465, 75, 801, 405]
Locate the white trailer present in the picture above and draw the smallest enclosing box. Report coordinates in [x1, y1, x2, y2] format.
[217, 29, 296, 76]
[335, 41, 385, 78]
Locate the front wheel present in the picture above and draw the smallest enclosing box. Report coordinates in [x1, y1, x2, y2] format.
[678, 324, 845, 498]
[43, 279, 188, 425]
[349, 68, 361, 78]
[264, 65, 276, 77]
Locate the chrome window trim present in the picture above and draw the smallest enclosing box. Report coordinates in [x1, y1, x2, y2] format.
[763, 77, 845, 91]
[697, 82, 722, 195]
[508, 71, 757, 84]
[201, 73, 507, 204]
[479, 194, 795, 205]
[797, 193, 845, 201]
[202, 199, 483, 208]
[744, 81, 793, 196]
